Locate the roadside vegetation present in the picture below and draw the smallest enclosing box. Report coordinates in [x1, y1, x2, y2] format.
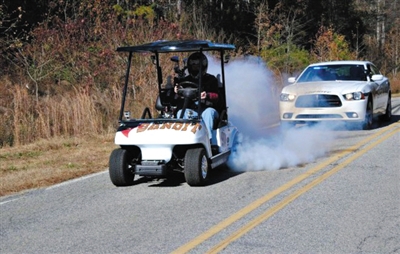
[1, 0, 399, 196]
[0, 134, 114, 196]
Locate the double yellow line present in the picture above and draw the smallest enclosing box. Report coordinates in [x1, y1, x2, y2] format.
[172, 122, 400, 254]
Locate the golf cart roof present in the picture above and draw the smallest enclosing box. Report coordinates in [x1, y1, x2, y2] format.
[117, 40, 235, 53]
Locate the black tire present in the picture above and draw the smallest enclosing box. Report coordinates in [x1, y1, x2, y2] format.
[109, 148, 135, 186]
[362, 99, 373, 130]
[184, 148, 209, 186]
[381, 95, 392, 121]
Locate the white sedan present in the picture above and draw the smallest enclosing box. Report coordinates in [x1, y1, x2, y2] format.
[279, 61, 392, 129]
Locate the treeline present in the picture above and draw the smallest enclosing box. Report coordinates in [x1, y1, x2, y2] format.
[0, 0, 399, 147]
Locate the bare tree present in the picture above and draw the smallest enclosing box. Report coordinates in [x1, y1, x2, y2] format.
[253, 0, 270, 53]
[376, 0, 386, 48]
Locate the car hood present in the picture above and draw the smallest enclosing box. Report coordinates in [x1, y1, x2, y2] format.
[282, 81, 370, 95]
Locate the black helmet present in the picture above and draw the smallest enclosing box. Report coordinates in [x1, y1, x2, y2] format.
[187, 52, 208, 78]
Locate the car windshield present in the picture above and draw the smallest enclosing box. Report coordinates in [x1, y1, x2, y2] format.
[297, 64, 367, 82]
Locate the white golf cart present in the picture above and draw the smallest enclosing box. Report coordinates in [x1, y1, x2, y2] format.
[109, 40, 239, 186]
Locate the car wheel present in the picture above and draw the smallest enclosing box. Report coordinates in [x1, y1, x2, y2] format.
[380, 96, 392, 121]
[362, 99, 373, 130]
[109, 148, 135, 186]
[184, 148, 208, 186]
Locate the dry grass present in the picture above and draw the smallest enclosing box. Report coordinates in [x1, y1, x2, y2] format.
[0, 134, 116, 197]
[390, 75, 400, 94]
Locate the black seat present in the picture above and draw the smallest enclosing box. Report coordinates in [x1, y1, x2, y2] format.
[155, 88, 174, 111]
[213, 75, 228, 129]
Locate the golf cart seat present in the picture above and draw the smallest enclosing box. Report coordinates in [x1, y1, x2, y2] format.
[155, 88, 175, 111]
[214, 74, 228, 128]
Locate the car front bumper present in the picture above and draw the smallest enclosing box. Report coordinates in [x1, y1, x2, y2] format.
[279, 99, 368, 123]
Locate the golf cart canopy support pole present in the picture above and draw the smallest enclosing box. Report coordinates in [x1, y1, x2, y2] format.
[155, 52, 163, 89]
[220, 50, 227, 111]
[119, 51, 133, 121]
[197, 48, 204, 117]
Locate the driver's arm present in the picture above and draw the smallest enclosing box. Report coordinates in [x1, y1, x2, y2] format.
[173, 76, 184, 95]
[205, 91, 218, 101]
[174, 85, 181, 94]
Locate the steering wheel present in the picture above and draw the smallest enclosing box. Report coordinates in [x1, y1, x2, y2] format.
[179, 80, 198, 88]
[177, 80, 199, 100]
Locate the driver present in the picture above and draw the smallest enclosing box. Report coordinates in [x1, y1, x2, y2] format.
[174, 52, 219, 143]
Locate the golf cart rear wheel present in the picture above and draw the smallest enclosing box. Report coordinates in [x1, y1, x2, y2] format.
[109, 148, 135, 186]
[184, 148, 209, 186]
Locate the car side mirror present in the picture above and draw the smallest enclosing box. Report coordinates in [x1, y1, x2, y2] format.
[288, 77, 296, 83]
[371, 74, 383, 81]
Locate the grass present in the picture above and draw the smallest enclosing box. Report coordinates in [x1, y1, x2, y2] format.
[0, 134, 116, 197]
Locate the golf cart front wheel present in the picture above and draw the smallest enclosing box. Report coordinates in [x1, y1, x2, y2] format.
[184, 148, 209, 186]
[109, 148, 135, 186]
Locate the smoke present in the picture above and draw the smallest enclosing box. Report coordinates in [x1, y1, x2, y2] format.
[209, 55, 337, 172]
[228, 126, 335, 171]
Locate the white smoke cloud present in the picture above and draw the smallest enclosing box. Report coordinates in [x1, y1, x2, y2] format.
[228, 126, 335, 171]
[209, 55, 338, 172]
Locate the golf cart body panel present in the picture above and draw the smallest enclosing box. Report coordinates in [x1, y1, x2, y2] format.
[115, 120, 211, 160]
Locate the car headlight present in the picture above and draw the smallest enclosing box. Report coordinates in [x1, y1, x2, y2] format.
[280, 93, 296, 101]
[343, 92, 365, 100]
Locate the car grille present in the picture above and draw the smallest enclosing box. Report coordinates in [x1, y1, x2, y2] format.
[296, 114, 343, 119]
[295, 94, 342, 108]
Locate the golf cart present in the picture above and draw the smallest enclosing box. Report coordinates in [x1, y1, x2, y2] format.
[109, 40, 239, 186]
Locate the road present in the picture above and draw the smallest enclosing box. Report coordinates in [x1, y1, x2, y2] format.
[1, 97, 399, 254]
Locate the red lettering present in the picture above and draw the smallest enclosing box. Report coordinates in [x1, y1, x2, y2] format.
[148, 123, 160, 130]
[137, 123, 150, 133]
[181, 123, 190, 131]
[190, 123, 202, 134]
[173, 123, 183, 130]
[160, 122, 173, 129]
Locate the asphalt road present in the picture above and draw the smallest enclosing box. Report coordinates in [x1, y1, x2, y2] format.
[1, 97, 399, 254]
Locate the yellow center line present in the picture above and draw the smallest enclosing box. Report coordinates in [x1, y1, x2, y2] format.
[171, 122, 400, 254]
[207, 125, 399, 253]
